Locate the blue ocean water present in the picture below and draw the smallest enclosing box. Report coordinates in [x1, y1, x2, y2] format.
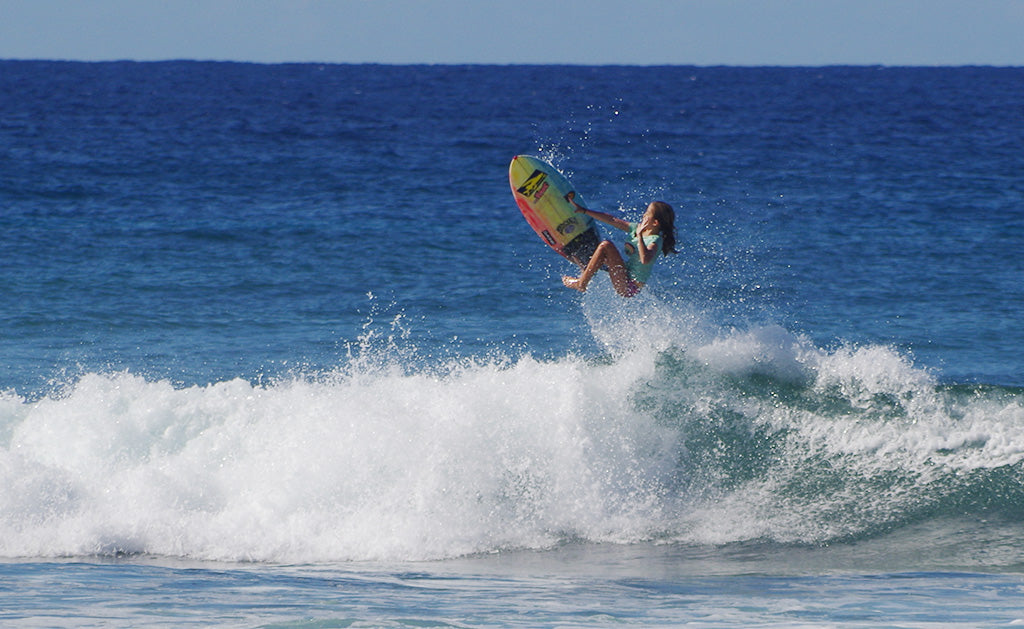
[2, 61, 1024, 626]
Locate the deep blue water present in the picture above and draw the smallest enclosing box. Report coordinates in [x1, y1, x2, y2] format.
[2, 61, 1024, 626]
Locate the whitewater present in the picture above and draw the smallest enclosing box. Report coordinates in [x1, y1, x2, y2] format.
[5, 295, 1023, 568]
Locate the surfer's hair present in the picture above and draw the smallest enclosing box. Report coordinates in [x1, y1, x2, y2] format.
[651, 201, 677, 255]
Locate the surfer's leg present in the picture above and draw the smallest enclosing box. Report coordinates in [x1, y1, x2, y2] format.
[562, 241, 627, 293]
[606, 258, 641, 298]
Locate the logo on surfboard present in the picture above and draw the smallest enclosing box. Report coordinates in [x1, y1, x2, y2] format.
[556, 216, 580, 236]
[516, 169, 550, 201]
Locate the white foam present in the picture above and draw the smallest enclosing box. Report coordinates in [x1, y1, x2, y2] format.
[0, 353, 681, 561]
[3, 305, 1023, 560]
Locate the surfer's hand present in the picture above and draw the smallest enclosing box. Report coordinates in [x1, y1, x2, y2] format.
[566, 191, 586, 213]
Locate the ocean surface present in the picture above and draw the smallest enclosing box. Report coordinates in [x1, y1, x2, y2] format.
[2, 61, 1023, 626]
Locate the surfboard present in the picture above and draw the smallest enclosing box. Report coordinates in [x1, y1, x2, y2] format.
[509, 155, 601, 267]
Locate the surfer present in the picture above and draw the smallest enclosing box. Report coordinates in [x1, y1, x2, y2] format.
[561, 192, 677, 297]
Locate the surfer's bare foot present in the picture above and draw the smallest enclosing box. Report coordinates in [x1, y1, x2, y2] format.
[562, 276, 586, 292]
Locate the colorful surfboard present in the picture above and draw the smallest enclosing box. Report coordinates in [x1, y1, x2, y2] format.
[509, 155, 601, 267]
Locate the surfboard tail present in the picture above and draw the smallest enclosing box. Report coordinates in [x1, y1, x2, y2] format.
[562, 226, 601, 267]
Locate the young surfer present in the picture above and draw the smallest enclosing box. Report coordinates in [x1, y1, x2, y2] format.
[561, 192, 677, 298]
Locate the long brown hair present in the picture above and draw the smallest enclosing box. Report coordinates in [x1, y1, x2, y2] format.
[651, 201, 677, 255]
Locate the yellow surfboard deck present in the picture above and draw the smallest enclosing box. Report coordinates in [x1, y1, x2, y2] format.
[509, 155, 601, 267]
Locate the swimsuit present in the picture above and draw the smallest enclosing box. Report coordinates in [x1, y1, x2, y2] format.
[623, 223, 662, 284]
[623, 277, 643, 298]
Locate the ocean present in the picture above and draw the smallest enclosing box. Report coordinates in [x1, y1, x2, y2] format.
[2, 61, 1023, 626]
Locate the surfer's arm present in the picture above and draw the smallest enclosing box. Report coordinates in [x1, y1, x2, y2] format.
[636, 229, 657, 264]
[565, 192, 630, 231]
[635, 216, 658, 264]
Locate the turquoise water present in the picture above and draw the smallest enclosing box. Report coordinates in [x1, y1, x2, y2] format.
[2, 62, 1023, 626]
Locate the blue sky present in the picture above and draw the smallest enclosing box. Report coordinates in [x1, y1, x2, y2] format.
[2, 0, 1022, 65]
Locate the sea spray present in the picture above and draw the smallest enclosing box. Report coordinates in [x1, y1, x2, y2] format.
[2, 304, 1024, 561]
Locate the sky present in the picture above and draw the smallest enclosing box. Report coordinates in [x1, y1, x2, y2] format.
[1, 0, 1023, 66]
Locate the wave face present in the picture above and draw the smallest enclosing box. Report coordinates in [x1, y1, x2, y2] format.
[3, 302, 1022, 563]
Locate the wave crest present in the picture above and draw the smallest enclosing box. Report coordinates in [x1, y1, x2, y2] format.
[2, 308, 1023, 561]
